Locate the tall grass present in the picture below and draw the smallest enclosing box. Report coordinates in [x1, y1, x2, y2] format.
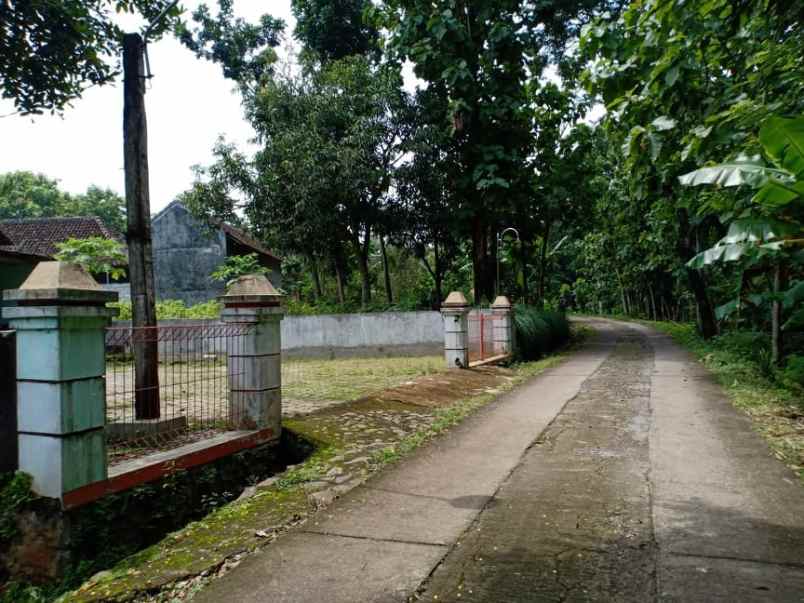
[513, 305, 571, 360]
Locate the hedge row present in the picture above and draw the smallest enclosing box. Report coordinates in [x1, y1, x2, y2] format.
[513, 305, 571, 360]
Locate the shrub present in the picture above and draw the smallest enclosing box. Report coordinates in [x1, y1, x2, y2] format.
[108, 299, 222, 320]
[513, 305, 571, 361]
[782, 355, 804, 391]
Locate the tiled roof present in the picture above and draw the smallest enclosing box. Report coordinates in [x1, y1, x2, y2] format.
[221, 222, 281, 262]
[0, 216, 125, 259]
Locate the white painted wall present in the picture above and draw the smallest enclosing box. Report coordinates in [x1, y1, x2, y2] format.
[110, 311, 445, 358]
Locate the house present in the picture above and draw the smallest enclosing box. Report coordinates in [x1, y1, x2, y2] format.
[0, 217, 126, 308]
[0, 242, 47, 321]
[151, 201, 282, 304]
[0, 204, 281, 305]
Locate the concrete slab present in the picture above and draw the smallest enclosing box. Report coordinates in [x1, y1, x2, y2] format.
[193, 321, 618, 603]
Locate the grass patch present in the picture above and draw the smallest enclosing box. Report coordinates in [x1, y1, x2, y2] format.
[283, 355, 443, 402]
[650, 321, 804, 482]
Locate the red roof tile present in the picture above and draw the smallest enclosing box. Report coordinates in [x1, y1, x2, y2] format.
[0, 217, 125, 259]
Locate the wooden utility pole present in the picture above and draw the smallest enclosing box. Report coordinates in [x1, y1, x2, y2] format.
[123, 33, 160, 420]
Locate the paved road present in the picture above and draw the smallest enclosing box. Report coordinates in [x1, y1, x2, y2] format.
[195, 320, 804, 602]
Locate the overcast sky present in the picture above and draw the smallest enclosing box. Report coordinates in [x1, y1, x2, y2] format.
[0, 1, 296, 213]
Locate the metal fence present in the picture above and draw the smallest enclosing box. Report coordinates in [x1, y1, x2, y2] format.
[468, 310, 495, 363]
[105, 323, 254, 463]
[103, 322, 446, 465]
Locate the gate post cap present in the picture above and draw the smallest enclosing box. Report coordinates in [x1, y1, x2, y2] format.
[220, 273, 284, 307]
[442, 291, 469, 308]
[492, 296, 512, 309]
[3, 261, 117, 304]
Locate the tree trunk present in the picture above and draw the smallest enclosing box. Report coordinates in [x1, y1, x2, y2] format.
[771, 262, 786, 366]
[309, 255, 322, 300]
[615, 268, 628, 315]
[433, 242, 443, 308]
[355, 233, 371, 307]
[471, 216, 493, 304]
[520, 238, 530, 304]
[123, 33, 160, 420]
[379, 234, 393, 304]
[676, 209, 717, 338]
[537, 223, 551, 306]
[333, 254, 346, 304]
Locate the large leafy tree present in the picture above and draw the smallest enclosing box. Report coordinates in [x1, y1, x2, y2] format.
[177, 0, 285, 91]
[374, 0, 621, 302]
[374, 0, 536, 302]
[0, 0, 181, 114]
[291, 0, 379, 62]
[188, 55, 411, 306]
[0, 171, 126, 231]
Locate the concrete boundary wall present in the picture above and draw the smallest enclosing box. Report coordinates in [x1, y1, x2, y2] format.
[110, 311, 444, 358]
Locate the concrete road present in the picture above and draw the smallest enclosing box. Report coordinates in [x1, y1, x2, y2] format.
[194, 320, 804, 602]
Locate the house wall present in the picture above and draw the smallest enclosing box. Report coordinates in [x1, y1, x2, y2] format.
[152, 204, 227, 305]
[0, 258, 37, 321]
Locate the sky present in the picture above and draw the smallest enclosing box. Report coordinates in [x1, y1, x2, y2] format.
[0, 1, 296, 213]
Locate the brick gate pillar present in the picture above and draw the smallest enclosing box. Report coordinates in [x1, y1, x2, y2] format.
[492, 296, 514, 355]
[441, 291, 470, 369]
[3, 262, 117, 500]
[220, 274, 284, 437]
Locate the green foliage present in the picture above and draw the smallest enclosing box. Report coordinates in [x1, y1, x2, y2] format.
[0, 171, 126, 231]
[782, 355, 804, 390]
[54, 237, 127, 280]
[110, 299, 222, 320]
[1, 1, 181, 114]
[512, 305, 571, 361]
[291, 0, 379, 61]
[178, 0, 285, 86]
[210, 253, 268, 284]
[0, 472, 34, 541]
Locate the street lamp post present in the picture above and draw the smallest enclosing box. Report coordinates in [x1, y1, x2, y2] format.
[496, 227, 520, 297]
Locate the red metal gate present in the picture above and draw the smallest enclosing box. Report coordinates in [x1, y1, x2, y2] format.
[468, 311, 494, 363]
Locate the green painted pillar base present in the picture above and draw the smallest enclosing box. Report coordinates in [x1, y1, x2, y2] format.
[3, 262, 117, 500]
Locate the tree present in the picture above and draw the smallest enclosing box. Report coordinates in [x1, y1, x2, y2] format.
[373, 0, 618, 302]
[0, 0, 181, 115]
[0, 171, 64, 219]
[396, 87, 461, 306]
[0, 171, 126, 230]
[580, 0, 804, 337]
[210, 253, 268, 284]
[680, 116, 804, 364]
[291, 0, 379, 62]
[177, 0, 285, 91]
[54, 236, 127, 280]
[190, 55, 411, 307]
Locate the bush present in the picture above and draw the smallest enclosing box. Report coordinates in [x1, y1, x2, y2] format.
[513, 305, 571, 361]
[108, 299, 222, 320]
[782, 355, 804, 391]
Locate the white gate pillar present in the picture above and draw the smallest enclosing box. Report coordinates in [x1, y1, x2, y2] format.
[441, 291, 470, 369]
[492, 295, 514, 355]
[220, 274, 284, 437]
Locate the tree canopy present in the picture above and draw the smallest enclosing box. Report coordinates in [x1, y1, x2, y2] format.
[0, 171, 126, 231]
[0, 0, 182, 114]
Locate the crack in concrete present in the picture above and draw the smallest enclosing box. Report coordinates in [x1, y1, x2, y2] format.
[299, 528, 448, 549]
